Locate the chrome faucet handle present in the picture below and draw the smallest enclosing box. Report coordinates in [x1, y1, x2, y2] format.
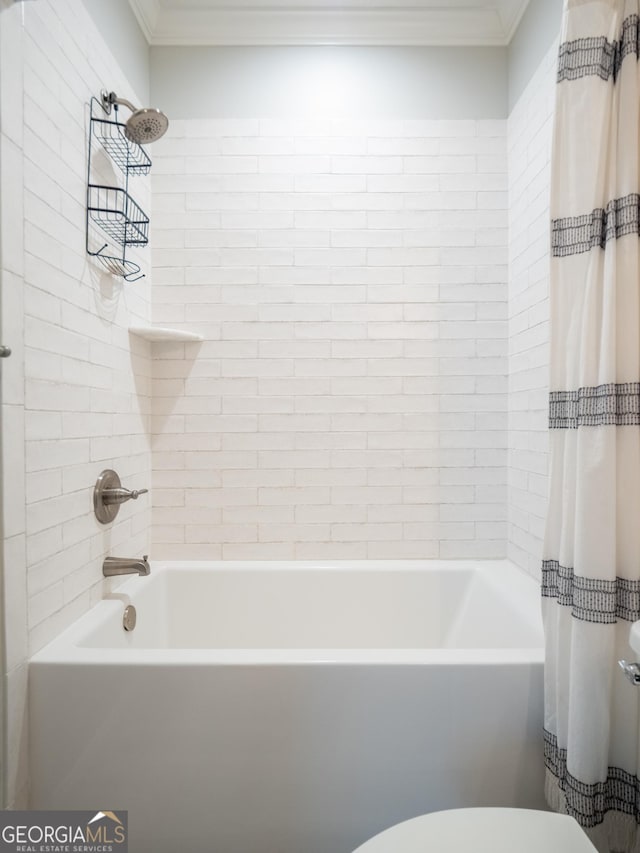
[94, 469, 149, 524]
[618, 660, 640, 685]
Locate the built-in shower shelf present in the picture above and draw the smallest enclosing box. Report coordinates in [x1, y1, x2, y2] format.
[91, 117, 151, 176]
[88, 184, 149, 248]
[128, 327, 204, 342]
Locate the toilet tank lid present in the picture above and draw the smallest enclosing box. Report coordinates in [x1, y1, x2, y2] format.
[352, 808, 598, 853]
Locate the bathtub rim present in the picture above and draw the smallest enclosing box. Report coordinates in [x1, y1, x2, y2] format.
[29, 559, 545, 667]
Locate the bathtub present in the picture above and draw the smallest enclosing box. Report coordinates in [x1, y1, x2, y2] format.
[30, 560, 545, 853]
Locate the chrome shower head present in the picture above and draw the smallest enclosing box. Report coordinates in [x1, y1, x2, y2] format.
[124, 108, 169, 145]
[101, 90, 169, 144]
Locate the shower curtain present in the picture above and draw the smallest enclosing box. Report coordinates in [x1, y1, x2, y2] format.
[543, 1, 640, 851]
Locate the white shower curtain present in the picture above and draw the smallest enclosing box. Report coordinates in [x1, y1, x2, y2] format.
[543, 2, 640, 851]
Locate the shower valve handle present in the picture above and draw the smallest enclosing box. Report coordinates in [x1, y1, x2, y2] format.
[102, 487, 149, 506]
[618, 660, 640, 685]
[93, 469, 148, 524]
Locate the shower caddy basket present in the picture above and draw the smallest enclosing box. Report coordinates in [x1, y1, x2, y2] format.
[86, 96, 151, 282]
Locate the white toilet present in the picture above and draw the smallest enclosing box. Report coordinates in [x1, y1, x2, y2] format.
[353, 808, 598, 852]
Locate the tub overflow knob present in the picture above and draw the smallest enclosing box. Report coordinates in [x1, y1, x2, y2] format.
[123, 605, 137, 632]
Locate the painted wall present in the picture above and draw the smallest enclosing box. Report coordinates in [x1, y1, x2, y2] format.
[150, 117, 508, 560]
[151, 46, 508, 120]
[81, 0, 150, 103]
[508, 0, 563, 109]
[0, 0, 153, 808]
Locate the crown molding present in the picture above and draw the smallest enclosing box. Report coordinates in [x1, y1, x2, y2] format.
[128, 0, 160, 43]
[498, 0, 530, 43]
[129, 1, 530, 47]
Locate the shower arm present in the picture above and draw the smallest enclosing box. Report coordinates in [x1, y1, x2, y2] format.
[100, 89, 136, 116]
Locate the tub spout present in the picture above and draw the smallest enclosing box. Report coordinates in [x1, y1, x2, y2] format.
[103, 555, 150, 577]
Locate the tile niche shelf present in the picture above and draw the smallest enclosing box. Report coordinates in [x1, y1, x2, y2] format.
[128, 326, 204, 343]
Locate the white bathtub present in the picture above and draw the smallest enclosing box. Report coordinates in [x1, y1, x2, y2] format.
[30, 560, 545, 853]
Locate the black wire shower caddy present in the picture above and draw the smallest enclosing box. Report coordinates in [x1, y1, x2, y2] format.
[86, 96, 151, 282]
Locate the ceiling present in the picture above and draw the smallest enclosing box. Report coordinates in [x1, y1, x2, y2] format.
[128, 0, 531, 46]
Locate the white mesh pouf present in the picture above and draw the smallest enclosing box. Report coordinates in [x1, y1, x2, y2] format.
[353, 808, 598, 853]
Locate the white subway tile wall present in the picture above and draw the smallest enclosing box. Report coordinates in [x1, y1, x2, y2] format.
[0, 0, 558, 807]
[1, 3, 153, 808]
[1, 0, 28, 810]
[151, 119, 509, 559]
[22, 2, 153, 653]
[507, 44, 556, 578]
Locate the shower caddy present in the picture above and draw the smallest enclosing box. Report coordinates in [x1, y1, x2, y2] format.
[85, 95, 151, 282]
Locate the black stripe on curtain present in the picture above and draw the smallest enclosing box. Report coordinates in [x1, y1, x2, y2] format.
[544, 730, 640, 827]
[549, 383, 640, 428]
[558, 14, 640, 83]
[552, 194, 640, 257]
[542, 560, 640, 623]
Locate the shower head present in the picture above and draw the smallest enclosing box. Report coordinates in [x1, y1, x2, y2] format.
[124, 108, 170, 145]
[101, 90, 169, 144]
